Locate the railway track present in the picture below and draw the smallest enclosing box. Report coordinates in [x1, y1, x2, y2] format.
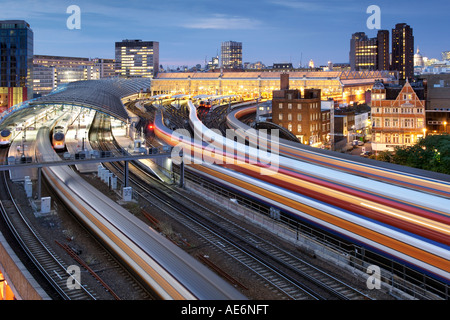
[0, 148, 97, 300]
[92, 113, 373, 300]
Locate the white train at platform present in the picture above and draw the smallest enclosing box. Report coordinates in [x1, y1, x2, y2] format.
[0, 128, 12, 147]
[51, 113, 77, 151]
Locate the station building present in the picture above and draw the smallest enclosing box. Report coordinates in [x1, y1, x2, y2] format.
[151, 70, 398, 105]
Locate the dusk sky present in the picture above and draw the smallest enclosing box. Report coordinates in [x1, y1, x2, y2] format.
[1, 0, 449, 68]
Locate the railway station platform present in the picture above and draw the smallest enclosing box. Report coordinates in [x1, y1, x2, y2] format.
[8, 129, 38, 182]
[65, 111, 99, 174]
[111, 120, 173, 184]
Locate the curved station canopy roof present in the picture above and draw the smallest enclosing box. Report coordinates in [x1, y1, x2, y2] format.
[29, 78, 151, 122]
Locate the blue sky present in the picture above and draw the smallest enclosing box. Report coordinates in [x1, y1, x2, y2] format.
[1, 0, 449, 68]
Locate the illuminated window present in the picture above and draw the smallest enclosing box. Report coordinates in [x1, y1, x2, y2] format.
[417, 118, 424, 128]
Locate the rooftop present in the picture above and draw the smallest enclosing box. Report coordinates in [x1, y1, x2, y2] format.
[29, 78, 150, 121]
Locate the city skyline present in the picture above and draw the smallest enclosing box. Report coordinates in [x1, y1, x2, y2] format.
[0, 0, 449, 68]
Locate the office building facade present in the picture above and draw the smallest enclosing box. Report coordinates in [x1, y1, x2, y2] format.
[221, 41, 242, 70]
[115, 39, 159, 78]
[0, 20, 33, 110]
[349, 30, 389, 71]
[33, 55, 101, 96]
[92, 58, 116, 79]
[391, 23, 414, 81]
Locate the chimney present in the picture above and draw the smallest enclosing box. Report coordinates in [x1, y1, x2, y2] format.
[280, 73, 289, 90]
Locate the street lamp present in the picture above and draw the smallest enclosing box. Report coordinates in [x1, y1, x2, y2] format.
[422, 127, 427, 138]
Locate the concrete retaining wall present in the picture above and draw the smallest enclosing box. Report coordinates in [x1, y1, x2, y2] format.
[0, 232, 50, 300]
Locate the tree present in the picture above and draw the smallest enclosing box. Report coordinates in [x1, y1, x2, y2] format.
[376, 150, 393, 163]
[386, 134, 450, 174]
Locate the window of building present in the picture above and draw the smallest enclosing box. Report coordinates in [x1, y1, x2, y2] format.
[404, 134, 411, 144]
[279, 103, 283, 109]
[404, 119, 413, 128]
[373, 117, 381, 127]
[375, 133, 381, 142]
[288, 103, 292, 109]
[417, 118, 424, 128]
[297, 114, 302, 121]
[288, 113, 292, 121]
[297, 103, 302, 110]
[288, 123, 292, 131]
[278, 114, 283, 120]
[297, 124, 302, 132]
[384, 118, 390, 127]
[393, 134, 399, 143]
[393, 118, 399, 127]
[404, 94, 413, 101]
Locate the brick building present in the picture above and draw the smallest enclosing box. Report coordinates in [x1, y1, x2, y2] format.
[418, 74, 450, 134]
[272, 74, 325, 146]
[371, 80, 426, 152]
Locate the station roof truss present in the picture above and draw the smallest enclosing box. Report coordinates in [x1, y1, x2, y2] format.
[28, 78, 151, 122]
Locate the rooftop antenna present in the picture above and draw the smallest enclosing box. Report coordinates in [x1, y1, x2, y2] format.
[300, 52, 303, 68]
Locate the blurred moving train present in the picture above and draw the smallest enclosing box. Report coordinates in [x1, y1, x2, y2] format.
[153, 102, 450, 286]
[226, 105, 450, 198]
[36, 122, 247, 300]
